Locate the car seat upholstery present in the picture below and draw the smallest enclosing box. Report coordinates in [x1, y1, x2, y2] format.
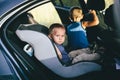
[87, 0, 105, 11]
[16, 24, 102, 78]
[104, 4, 115, 31]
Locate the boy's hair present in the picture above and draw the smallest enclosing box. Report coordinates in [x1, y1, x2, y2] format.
[69, 6, 82, 21]
[49, 23, 65, 34]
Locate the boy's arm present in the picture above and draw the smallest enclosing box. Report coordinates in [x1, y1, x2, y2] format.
[83, 10, 99, 28]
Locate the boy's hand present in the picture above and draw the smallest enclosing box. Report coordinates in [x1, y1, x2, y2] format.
[89, 10, 96, 15]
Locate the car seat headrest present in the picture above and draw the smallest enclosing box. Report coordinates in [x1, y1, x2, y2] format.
[18, 24, 49, 35]
[87, 0, 105, 11]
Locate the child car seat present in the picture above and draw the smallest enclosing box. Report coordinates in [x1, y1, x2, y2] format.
[16, 24, 101, 78]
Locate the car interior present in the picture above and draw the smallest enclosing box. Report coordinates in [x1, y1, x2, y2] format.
[5, 0, 120, 79]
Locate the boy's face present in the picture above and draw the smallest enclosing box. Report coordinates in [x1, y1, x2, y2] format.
[51, 28, 65, 45]
[73, 9, 83, 21]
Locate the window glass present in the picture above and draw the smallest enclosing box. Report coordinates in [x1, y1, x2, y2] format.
[104, 0, 114, 9]
[28, 2, 62, 28]
[52, 0, 61, 6]
[62, 0, 79, 7]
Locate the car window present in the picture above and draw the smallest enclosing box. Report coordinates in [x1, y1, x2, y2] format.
[104, 0, 114, 10]
[62, 0, 80, 7]
[28, 2, 62, 28]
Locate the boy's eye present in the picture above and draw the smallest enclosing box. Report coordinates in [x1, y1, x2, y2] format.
[56, 35, 59, 37]
[55, 35, 65, 37]
[62, 35, 65, 37]
[55, 35, 59, 37]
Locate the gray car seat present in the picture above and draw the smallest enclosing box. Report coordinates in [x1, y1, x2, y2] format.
[16, 24, 101, 78]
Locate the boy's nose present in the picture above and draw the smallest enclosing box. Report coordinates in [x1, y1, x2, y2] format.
[59, 37, 62, 40]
